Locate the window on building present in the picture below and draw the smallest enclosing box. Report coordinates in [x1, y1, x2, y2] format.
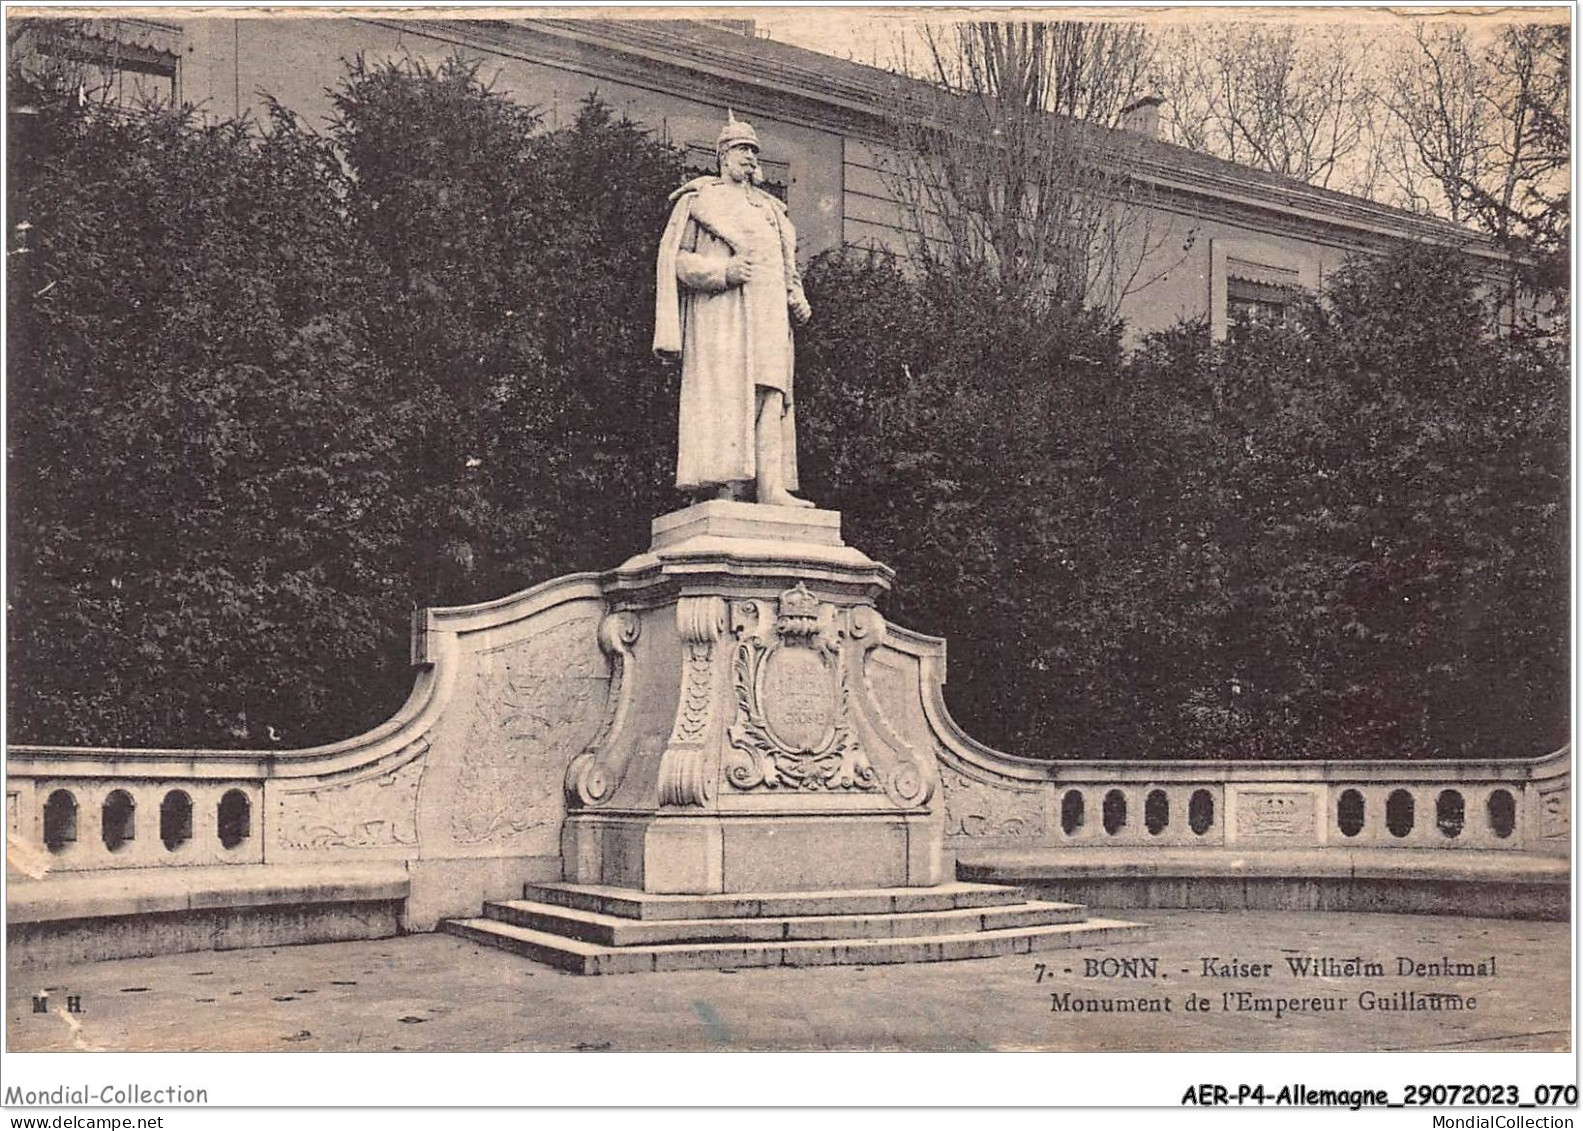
[1227, 276, 1302, 328]
[1210, 240, 1315, 340]
[12, 18, 182, 109]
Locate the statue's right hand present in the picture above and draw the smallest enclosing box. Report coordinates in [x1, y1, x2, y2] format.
[725, 258, 754, 287]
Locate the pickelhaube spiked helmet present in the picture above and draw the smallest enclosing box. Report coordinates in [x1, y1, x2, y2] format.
[715, 110, 760, 156]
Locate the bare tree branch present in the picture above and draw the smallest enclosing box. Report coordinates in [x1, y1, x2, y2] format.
[1155, 23, 1381, 191]
[1384, 21, 1568, 254]
[880, 19, 1186, 318]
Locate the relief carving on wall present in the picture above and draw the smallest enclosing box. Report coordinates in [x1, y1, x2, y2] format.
[724, 585, 879, 793]
[450, 615, 604, 845]
[276, 743, 427, 850]
[1539, 782, 1570, 840]
[940, 766, 1045, 838]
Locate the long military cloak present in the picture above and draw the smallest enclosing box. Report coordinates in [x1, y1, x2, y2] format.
[654, 178, 804, 491]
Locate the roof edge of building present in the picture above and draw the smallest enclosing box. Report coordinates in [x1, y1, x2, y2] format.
[361, 14, 1500, 257]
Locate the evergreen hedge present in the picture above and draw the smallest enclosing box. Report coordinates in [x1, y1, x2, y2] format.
[7, 58, 1567, 759]
[799, 245, 1568, 760]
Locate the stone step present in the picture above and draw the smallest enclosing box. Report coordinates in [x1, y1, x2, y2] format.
[520, 880, 1030, 921]
[444, 916, 1148, 975]
[482, 897, 1088, 946]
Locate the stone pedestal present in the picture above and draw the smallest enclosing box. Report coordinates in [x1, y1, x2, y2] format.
[560, 501, 945, 894]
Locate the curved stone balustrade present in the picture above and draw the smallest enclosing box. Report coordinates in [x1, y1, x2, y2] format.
[929, 767, 1567, 854]
[864, 623, 1569, 919]
[867, 620, 1570, 857]
[5, 528, 1570, 955]
[8, 570, 613, 930]
[8, 601, 1568, 870]
[20, 780, 262, 871]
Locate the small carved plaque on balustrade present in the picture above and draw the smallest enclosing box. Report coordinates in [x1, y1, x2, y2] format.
[1234, 790, 1317, 842]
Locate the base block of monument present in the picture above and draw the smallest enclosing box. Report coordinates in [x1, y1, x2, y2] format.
[443, 879, 1144, 974]
[559, 501, 948, 894]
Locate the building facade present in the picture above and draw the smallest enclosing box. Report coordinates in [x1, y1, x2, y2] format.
[16, 14, 1505, 340]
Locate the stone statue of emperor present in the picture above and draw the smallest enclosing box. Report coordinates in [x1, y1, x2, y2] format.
[653, 112, 814, 508]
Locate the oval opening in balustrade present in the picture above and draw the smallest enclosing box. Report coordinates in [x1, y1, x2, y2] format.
[1385, 789, 1415, 838]
[1144, 790, 1169, 835]
[1188, 789, 1214, 835]
[217, 790, 251, 850]
[43, 789, 78, 853]
[102, 790, 136, 853]
[1060, 790, 1085, 835]
[160, 790, 194, 850]
[1435, 790, 1465, 839]
[1102, 789, 1127, 835]
[1487, 789, 1517, 839]
[1337, 789, 1365, 838]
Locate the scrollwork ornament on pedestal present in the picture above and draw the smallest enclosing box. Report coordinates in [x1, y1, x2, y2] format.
[656, 596, 728, 808]
[886, 760, 929, 807]
[671, 644, 713, 743]
[564, 612, 641, 808]
[657, 737, 714, 807]
[848, 604, 884, 644]
[842, 605, 933, 807]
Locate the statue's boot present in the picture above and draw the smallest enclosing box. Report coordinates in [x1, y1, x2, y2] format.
[754, 390, 815, 508]
[760, 488, 816, 508]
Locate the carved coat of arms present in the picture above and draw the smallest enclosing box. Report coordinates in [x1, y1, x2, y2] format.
[724, 583, 880, 792]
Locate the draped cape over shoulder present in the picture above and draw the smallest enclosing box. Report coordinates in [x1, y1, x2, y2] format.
[654, 177, 804, 492]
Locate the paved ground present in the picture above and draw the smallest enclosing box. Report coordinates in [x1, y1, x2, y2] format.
[6, 909, 1568, 1053]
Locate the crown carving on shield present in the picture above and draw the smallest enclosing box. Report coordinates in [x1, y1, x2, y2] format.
[716, 110, 761, 156]
[775, 582, 822, 640]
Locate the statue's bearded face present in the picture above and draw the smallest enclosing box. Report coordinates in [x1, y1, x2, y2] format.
[720, 144, 760, 184]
